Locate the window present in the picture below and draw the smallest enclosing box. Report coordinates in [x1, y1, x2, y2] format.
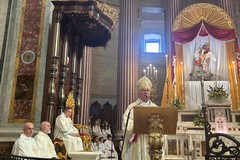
[144, 34, 161, 53]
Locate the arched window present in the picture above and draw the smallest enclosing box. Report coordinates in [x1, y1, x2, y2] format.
[144, 34, 161, 53]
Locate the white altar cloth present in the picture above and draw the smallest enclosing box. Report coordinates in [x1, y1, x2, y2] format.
[68, 151, 101, 160]
[185, 81, 230, 110]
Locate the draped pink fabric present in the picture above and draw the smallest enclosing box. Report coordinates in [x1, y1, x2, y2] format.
[173, 20, 237, 45]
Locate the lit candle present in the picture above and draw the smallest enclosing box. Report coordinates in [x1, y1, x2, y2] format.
[232, 61, 237, 86]
[174, 84, 177, 97]
[165, 55, 168, 76]
[147, 66, 149, 77]
[143, 69, 146, 76]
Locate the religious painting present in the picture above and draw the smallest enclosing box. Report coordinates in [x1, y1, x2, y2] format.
[15, 75, 34, 100]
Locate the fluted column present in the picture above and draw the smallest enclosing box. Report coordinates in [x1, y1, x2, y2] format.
[117, 0, 138, 130]
[80, 46, 92, 125]
[217, 0, 233, 18]
[58, 24, 70, 113]
[169, 0, 181, 32]
[47, 11, 62, 127]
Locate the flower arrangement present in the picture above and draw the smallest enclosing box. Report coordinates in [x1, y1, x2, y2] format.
[207, 83, 229, 99]
[193, 110, 204, 126]
[171, 96, 184, 110]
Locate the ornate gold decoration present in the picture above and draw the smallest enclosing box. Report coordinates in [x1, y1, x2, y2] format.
[96, 1, 119, 25]
[172, 3, 234, 31]
[66, 91, 75, 121]
[80, 134, 92, 151]
[148, 114, 164, 160]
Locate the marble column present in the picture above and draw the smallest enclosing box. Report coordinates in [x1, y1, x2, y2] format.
[75, 49, 83, 124]
[217, 0, 233, 18]
[117, 0, 138, 130]
[80, 46, 92, 125]
[47, 10, 62, 126]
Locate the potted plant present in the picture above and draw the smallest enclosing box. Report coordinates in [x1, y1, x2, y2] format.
[207, 83, 229, 102]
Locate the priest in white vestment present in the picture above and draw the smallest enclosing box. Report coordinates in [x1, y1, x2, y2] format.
[34, 121, 58, 158]
[54, 107, 83, 153]
[12, 122, 40, 157]
[122, 76, 159, 160]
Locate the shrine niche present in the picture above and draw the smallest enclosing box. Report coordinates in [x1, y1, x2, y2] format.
[161, 3, 240, 110]
[42, 0, 118, 128]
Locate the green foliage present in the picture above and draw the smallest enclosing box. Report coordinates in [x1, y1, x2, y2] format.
[171, 96, 183, 110]
[207, 83, 228, 99]
[193, 110, 204, 126]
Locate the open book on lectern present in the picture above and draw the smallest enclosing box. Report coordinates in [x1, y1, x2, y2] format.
[133, 107, 178, 135]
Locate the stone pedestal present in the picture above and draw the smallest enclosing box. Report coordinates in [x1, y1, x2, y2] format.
[206, 99, 232, 122]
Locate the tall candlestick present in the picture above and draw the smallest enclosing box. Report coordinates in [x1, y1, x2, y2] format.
[153, 67, 156, 78]
[165, 55, 168, 77]
[181, 62, 184, 87]
[232, 61, 237, 86]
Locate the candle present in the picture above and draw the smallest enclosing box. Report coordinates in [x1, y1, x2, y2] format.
[181, 62, 184, 87]
[174, 84, 177, 97]
[155, 70, 158, 80]
[143, 69, 146, 76]
[165, 55, 168, 76]
[147, 66, 149, 77]
[150, 64, 152, 78]
[232, 61, 237, 86]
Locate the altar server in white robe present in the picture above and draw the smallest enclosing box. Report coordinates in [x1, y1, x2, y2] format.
[34, 121, 58, 158]
[104, 134, 118, 159]
[122, 76, 159, 160]
[12, 122, 40, 157]
[54, 107, 83, 153]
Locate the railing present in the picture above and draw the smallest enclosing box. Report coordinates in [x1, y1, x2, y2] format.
[204, 121, 240, 160]
[0, 154, 54, 160]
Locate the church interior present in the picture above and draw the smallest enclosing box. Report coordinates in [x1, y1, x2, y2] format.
[0, 0, 240, 159]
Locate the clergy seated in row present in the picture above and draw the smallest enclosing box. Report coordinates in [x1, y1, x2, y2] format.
[92, 135, 118, 159]
[54, 107, 83, 154]
[11, 121, 58, 159]
[34, 121, 59, 159]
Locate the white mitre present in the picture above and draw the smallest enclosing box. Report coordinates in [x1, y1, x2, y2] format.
[137, 76, 152, 91]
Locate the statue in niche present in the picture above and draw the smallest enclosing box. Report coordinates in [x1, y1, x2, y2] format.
[190, 43, 216, 80]
[194, 43, 216, 71]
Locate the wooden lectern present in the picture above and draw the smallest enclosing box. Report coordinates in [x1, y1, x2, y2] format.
[133, 107, 178, 134]
[133, 106, 178, 160]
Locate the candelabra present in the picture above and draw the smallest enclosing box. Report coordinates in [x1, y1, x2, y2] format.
[143, 64, 158, 101]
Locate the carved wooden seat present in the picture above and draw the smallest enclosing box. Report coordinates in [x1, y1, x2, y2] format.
[53, 138, 68, 160]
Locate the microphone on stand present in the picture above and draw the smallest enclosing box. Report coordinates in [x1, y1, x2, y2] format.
[121, 101, 143, 154]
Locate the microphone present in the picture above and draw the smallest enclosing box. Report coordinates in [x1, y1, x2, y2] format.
[121, 101, 142, 155]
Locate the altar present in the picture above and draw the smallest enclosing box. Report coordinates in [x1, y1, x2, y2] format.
[68, 151, 102, 160]
[184, 81, 230, 110]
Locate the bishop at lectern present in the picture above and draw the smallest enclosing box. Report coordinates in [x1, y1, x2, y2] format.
[122, 76, 158, 160]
